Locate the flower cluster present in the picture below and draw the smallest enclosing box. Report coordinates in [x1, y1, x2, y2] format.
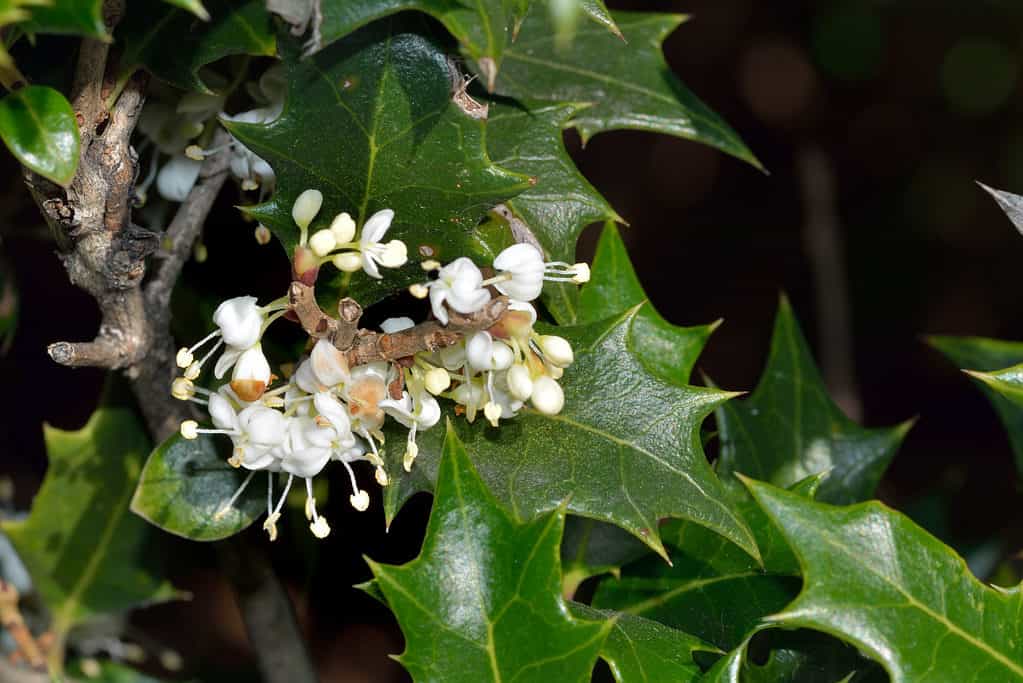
[172, 191, 589, 541]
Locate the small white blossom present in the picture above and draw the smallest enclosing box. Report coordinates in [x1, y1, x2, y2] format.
[427, 257, 491, 325]
[359, 209, 408, 278]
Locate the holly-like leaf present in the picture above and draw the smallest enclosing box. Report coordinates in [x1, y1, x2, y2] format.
[746, 478, 1023, 682]
[0, 85, 79, 186]
[578, 222, 718, 385]
[703, 628, 886, 683]
[589, 475, 826, 651]
[486, 102, 620, 323]
[384, 306, 759, 563]
[131, 432, 264, 541]
[232, 19, 531, 306]
[368, 424, 612, 683]
[20, 0, 105, 37]
[716, 296, 910, 505]
[571, 603, 718, 683]
[2, 407, 179, 661]
[560, 517, 650, 597]
[118, 0, 275, 93]
[495, 10, 759, 166]
[928, 335, 1023, 476]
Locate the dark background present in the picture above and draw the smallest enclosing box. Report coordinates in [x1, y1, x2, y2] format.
[3, 0, 1023, 680]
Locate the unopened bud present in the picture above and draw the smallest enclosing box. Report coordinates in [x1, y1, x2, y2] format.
[530, 376, 564, 415]
[309, 229, 337, 257]
[332, 251, 363, 272]
[193, 242, 208, 263]
[350, 490, 370, 511]
[330, 212, 356, 244]
[292, 189, 323, 231]
[538, 335, 573, 367]
[180, 420, 199, 439]
[424, 367, 450, 395]
[254, 224, 271, 245]
[507, 364, 533, 401]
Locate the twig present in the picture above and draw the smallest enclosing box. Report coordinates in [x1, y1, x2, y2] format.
[0, 581, 44, 671]
[797, 144, 861, 420]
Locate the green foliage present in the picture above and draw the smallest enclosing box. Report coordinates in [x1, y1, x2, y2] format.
[161, 0, 211, 20]
[119, 0, 275, 92]
[383, 306, 759, 562]
[748, 479, 1023, 682]
[2, 406, 179, 664]
[231, 19, 530, 306]
[0, 85, 79, 185]
[929, 335, 1023, 475]
[131, 432, 264, 541]
[20, 0, 105, 37]
[716, 296, 910, 505]
[494, 10, 759, 165]
[369, 424, 613, 682]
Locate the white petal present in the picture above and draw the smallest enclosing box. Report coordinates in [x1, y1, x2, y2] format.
[156, 156, 202, 202]
[208, 393, 238, 430]
[214, 346, 244, 379]
[310, 338, 349, 387]
[494, 243, 544, 273]
[361, 208, 395, 244]
[380, 317, 415, 334]
[213, 296, 263, 348]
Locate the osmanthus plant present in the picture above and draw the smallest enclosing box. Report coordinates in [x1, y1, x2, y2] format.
[0, 1, 1021, 683]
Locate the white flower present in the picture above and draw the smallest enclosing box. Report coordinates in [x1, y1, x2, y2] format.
[359, 209, 407, 278]
[176, 296, 282, 383]
[491, 243, 591, 302]
[309, 338, 350, 388]
[214, 296, 264, 348]
[156, 155, 202, 202]
[427, 257, 491, 325]
[330, 212, 356, 244]
[381, 385, 441, 472]
[465, 332, 514, 372]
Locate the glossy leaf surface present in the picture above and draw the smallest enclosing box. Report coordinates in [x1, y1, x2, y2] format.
[369, 425, 611, 682]
[716, 297, 910, 505]
[131, 432, 264, 541]
[119, 0, 275, 92]
[929, 335, 1023, 475]
[748, 479, 1023, 683]
[232, 19, 531, 306]
[495, 10, 758, 165]
[21, 0, 105, 37]
[2, 408, 178, 644]
[0, 85, 79, 186]
[384, 306, 758, 562]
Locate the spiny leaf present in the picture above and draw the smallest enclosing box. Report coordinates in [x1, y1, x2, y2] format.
[131, 432, 264, 541]
[231, 18, 531, 307]
[368, 424, 611, 683]
[716, 296, 911, 505]
[0, 85, 79, 186]
[118, 0, 275, 93]
[590, 476, 824, 651]
[495, 10, 759, 166]
[2, 407, 179, 654]
[978, 182, 1023, 235]
[571, 603, 718, 683]
[383, 306, 759, 563]
[578, 222, 718, 385]
[747, 479, 1023, 683]
[928, 335, 1023, 476]
[484, 102, 619, 323]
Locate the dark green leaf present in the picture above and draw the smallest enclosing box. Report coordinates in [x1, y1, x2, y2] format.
[495, 11, 759, 166]
[578, 222, 718, 385]
[571, 603, 717, 683]
[746, 478, 1023, 682]
[232, 19, 531, 306]
[369, 424, 611, 683]
[131, 432, 264, 541]
[2, 408, 179, 656]
[21, 0, 106, 38]
[67, 659, 193, 682]
[716, 296, 910, 505]
[384, 306, 759, 563]
[560, 517, 650, 597]
[485, 101, 619, 323]
[0, 85, 79, 186]
[119, 0, 275, 93]
[161, 0, 210, 20]
[928, 335, 1023, 476]
[589, 476, 827, 650]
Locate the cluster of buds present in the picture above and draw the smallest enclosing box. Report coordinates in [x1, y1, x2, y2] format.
[172, 190, 588, 542]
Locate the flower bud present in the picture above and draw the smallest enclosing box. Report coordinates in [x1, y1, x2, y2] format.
[424, 367, 451, 394]
[308, 229, 337, 257]
[530, 376, 564, 415]
[507, 364, 533, 401]
[330, 212, 356, 244]
[292, 189, 323, 230]
[193, 242, 208, 263]
[332, 251, 363, 272]
[538, 335, 573, 367]
[350, 490, 370, 511]
[180, 420, 199, 439]
[254, 224, 272, 245]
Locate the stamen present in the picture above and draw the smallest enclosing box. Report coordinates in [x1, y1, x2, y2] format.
[214, 471, 256, 520]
